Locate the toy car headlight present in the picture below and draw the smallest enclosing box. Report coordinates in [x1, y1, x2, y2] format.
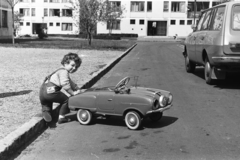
[152, 99, 159, 110]
[168, 93, 173, 104]
[159, 95, 168, 107]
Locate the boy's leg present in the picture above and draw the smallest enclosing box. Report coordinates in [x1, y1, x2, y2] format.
[41, 103, 53, 122]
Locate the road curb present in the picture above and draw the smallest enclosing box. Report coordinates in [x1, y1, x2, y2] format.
[0, 43, 137, 160]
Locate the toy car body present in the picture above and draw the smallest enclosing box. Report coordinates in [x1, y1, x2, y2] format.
[69, 77, 173, 130]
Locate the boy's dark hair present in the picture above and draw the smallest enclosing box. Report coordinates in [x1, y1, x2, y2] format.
[61, 52, 82, 68]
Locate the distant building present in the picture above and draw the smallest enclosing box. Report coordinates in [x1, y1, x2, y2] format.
[14, 0, 78, 36]
[14, 0, 225, 37]
[0, 0, 12, 38]
[97, 0, 223, 37]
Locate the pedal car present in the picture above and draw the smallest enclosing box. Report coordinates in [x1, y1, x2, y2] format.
[69, 77, 173, 130]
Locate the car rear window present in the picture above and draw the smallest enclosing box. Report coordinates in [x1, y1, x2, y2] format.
[212, 6, 225, 30]
[232, 5, 240, 30]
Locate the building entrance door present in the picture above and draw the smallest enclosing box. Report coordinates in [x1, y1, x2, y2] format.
[147, 21, 167, 36]
[32, 23, 47, 34]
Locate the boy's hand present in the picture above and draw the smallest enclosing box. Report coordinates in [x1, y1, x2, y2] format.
[73, 90, 81, 95]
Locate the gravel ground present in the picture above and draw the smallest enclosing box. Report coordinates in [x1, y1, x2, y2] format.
[0, 47, 122, 139]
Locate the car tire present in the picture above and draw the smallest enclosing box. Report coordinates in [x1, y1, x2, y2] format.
[185, 54, 196, 73]
[77, 109, 92, 125]
[149, 112, 163, 122]
[125, 111, 142, 130]
[204, 58, 214, 85]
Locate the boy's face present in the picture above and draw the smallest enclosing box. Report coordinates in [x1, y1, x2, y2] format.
[64, 60, 79, 73]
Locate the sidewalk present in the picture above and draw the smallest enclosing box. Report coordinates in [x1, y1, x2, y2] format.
[137, 36, 186, 42]
[0, 44, 137, 160]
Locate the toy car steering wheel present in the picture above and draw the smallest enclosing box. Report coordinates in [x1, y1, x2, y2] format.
[115, 77, 130, 91]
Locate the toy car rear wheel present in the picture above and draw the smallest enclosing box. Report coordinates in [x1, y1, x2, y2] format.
[149, 112, 163, 122]
[77, 109, 92, 125]
[125, 111, 142, 130]
[185, 53, 196, 73]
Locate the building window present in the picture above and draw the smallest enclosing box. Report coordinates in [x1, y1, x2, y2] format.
[139, 19, 144, 25]
[180, 20, 185, 25]
[49, 22, 53, 26]
[49, 9, 60, 17]
[107, 20, 120, 30]
[187, 20, 192, 25]
[170, 20, 176, 25]
[62, 23, 72, 31]
[20, 8, 30, 16]
[163, 1, 169, 12]
[20, 0, 30, 2]
[130, 19, 135, 24]
[110, 1, 121, 7]
[20, 22, 24, 26]
[31, 8, 35, 16]
[171, 2, 185, 13]
[32, 0, 35, 2]
[131, 2, 145, 12]
[44, 0, 48, 2]
[147, 2, 152, 12]
[2, 10, 8, 28]
[62, 0, 69, 2]
[62, 9, 72, 17]
[50, 0, 60, 2]
[44, 9, 48, 16]
[26, 22, 30, 26]
[56, 22, 60, 26]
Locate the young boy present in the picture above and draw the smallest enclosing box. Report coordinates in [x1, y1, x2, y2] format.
[39, 52, 82, 124]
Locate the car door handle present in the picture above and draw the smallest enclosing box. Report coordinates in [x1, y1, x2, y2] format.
[108, 99, 113, 101]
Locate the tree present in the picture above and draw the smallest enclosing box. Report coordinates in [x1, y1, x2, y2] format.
[4, 0, 20, 44]
[101, 0, 125, 35]
[70, 0, 105, 45]
[14, 11, 23, 37]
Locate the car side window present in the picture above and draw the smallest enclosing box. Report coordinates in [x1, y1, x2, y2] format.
[201, 10, 212, 30]
[232, 5, 240, 30]
[197, 12, 206, 31]
[211, 6, 225, 30]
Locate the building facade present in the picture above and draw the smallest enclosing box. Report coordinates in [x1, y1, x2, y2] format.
[97, 0, 223, 37]
[0, 0, 12, 38]
[14, 0, 78, 36]
[15, 0, 225, 37]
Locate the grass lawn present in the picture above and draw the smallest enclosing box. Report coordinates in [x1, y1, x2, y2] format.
[0, 37, 136, 139]
[0, 37, 136, 50]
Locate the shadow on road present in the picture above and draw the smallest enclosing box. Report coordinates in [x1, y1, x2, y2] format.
[192, 68, 240, 89]
[69, 114, 178, 130]
[143, 116, 178, 129]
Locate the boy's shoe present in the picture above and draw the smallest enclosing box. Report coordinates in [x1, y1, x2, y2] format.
[58, 117, 71, 124]
[42, 111, 52, 122]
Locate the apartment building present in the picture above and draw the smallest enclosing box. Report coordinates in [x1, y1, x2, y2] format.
[14, 0, 78, 36]
[15, 0, 224, 37]
[97, 0, 222, 37]
[0, 0, 12, 38]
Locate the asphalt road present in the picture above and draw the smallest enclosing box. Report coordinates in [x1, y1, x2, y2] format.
[16, 42, 240, 160]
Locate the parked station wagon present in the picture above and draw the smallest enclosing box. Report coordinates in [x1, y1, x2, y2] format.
[69, 77, 173, 130]
[183, 1, 240, 84]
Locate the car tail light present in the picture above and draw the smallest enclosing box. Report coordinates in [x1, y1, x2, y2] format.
[159, 95, 168, 107]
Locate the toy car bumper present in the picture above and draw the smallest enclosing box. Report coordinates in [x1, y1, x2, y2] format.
[146, 104, 172, 114]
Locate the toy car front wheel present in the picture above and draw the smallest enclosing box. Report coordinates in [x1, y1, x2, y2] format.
[185, 53, 196, 73]
[204, 58, 214, 85]
[77, 109, 92, 125]
[125, 111, 142, 130]
[149, 112, 163, 122]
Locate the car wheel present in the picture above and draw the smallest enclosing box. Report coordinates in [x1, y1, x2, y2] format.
[125, 111, 142, 130]
[204, 58, 214, 85]
[77, 109, 92, 125]
[185, 54, 196, 73]
[149, 112, 163, 122]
